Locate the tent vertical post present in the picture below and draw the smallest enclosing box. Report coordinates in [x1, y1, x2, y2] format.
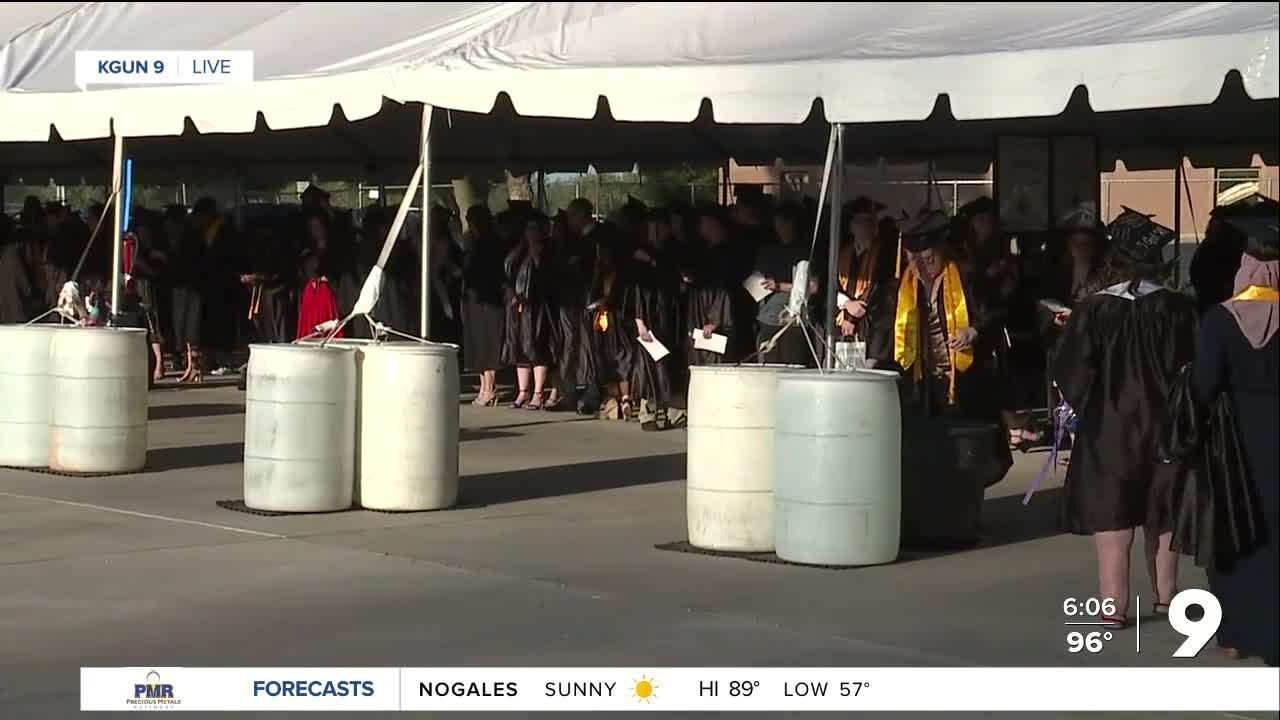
[109, 132, 125, 323]
[824, 123, 845, 368]
[1173, 154, 1183, 287]
[419, 103, 433, 339]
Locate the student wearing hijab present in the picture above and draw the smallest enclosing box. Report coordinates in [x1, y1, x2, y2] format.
[1053, 207, 1198, 630]
[1191, 213, 1279, 666]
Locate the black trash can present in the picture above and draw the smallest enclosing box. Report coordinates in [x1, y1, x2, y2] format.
[901, 415, 1012, 548]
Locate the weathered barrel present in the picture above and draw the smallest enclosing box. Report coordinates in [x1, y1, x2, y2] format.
[686, 364, 798, 551]
[48, 327, 148, 473]
[358, 343, 460, 511]
[0, 325, 59, 467]
[243, 344, 356, 512]
[774, 369, 902, 566]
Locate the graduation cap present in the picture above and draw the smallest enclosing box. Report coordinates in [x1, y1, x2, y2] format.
[845, 196, 887, 217]
[958, 196, 995, 218]
[1107, 206, 1175, 265]
[1223, 213, 1280, 260]
[1059, 201, 1104, 232]
[900, 209, 951, 253]
[1210, 193, 1279, 216]
[300, 184, 330, 202]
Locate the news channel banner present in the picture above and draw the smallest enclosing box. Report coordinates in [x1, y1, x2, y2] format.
[74, 51, 253, 88]
[82, 590, 1278, 713]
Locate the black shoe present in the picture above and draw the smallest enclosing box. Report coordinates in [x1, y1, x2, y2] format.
[641, 420, 660, 432]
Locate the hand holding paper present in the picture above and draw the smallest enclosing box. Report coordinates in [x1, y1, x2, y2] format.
[691, 328, 729, 355]
[743, 272, 772, 303]
[638, 334, 670, 361]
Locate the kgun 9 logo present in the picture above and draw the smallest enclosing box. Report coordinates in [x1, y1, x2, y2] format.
[1167, 589, 1223, 658]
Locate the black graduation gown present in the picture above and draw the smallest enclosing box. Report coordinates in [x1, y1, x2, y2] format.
[835, 239, 900, 366]
[626, 251, 682, 406]
[552, 234, 596, 388]
[0, 239, 35, 324]
[168, 237, 206, 348]
[1192, 306, 1279, 665]
[685, 243, 739, 366]
[1052, 284, 1198, 534]
[501, 250, 556, 367]
[247, 241, 296, 344]
[462, 233, 508, 371]
[581, 266, 634, 386]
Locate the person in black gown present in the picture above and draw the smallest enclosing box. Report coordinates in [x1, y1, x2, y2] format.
[1052, 208, 1198, 629]
[461, 204, 508, 407]
[1189, 195, 1278, 315]
[883, 210, 1008, 424]
[167, 206, 206, 383]
[1191, 215, 1278, 666]
[751, 203, 816, 366]
[0, 216, 36, 324]
[835, 197, 898, 368]
[686, 208, 741, 366]
[501, 213, 558, 410]
[241, 219, 296, 346]
[628, 209, 687, 431]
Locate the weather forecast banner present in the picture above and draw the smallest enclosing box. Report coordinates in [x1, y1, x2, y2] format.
[82, 667, 1279, 712]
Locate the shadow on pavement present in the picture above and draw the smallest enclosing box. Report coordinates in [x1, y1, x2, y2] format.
[144, 443, 245, 473]
[460, 429, 521, 442]
[148, 403, 244, 421]
[460, 452, 685, 506]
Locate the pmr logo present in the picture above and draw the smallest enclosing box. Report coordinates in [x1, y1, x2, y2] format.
[128, 670, 181, 708]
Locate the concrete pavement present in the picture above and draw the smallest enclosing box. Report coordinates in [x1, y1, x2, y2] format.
[0, 383, 1266, 719]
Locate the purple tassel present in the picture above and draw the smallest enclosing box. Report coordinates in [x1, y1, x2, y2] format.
[1023, 401, 1075, 505]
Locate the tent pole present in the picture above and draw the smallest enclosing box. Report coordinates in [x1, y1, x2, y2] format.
[1173, 154, 1183, 287]
[419, 104, 433, 339]
[825, 123, 845, 368]
[109, 132, 125, 323]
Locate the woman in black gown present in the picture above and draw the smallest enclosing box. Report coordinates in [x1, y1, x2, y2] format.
[502, 213, 557, 410]
[1191, 217, 1278, 666]
[461, 205, 508, 406]
[167, 208, 206, 383]
[628, 210, 686, 431]
[1052, 209, 1198, 629]
[686, 209, 741, 366]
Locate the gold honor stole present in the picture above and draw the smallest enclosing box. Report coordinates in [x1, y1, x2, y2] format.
[594, 273, 615, 332]
[894, 261, 973, 404]
[1232, 285, 1279, 302]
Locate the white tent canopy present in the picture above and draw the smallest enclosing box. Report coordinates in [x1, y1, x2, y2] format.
[2, 2, 1276, 142]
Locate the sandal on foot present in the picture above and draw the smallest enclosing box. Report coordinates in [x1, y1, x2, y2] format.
[1100, 614, 1129, 630]
[510, 392, 530, 409]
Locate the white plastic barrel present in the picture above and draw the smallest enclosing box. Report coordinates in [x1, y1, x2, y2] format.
[0, 325, 59, 467]
[359, 343, 460, 511]
[48, 327, 149, 473]
[300, 338, 375, 499]
[686, 364, 798, 551]
[244, 344, 356, 512]
[774, 369, 902, 566]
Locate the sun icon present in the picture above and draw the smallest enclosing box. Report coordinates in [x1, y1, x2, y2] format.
[631, 675, 658, 704]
